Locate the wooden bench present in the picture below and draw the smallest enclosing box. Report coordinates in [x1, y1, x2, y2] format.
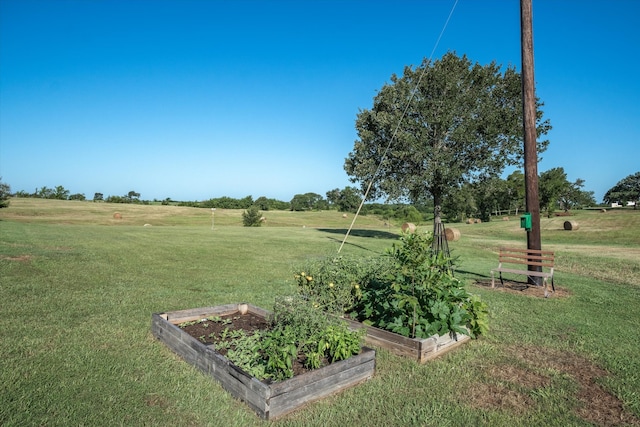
[491, 247, 555, 296]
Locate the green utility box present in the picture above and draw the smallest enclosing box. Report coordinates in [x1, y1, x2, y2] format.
[520, 213, 532, 231]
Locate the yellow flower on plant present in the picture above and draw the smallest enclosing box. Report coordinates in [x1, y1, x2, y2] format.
[329, 282, 334, 288]
[354, 284, 360, 289]
[306, 276, 313, 281]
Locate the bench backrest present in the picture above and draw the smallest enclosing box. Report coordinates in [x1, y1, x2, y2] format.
[498, 247, 555, 269]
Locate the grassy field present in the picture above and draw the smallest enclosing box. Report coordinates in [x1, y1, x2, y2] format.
[1, 198, 639, 426]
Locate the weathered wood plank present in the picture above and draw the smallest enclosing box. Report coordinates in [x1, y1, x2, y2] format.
[341, 318, 422, 349]
[164, 304, 239, 324]
[268, 358, 375, 419]
[269, 348, 375, 396]
[151, 305, 375, 420]
[339, 316, 469, 363]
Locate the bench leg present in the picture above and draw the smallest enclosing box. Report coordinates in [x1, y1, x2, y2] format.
[543, 278, 550, 298]
[543, 277, 556, 298]
[491, 271, 495, 288]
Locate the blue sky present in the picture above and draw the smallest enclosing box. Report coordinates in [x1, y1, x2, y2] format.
[1, 0, 638, 203]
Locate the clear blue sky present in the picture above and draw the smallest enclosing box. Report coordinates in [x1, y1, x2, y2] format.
[1, 0, 638, 203]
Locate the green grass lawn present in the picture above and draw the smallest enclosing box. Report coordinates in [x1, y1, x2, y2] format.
[1, 199, 639, 426]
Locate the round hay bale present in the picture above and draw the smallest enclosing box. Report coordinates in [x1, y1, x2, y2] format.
[113, 212, 122, 219]
[475, 218, 482, 224]
[564, 220, 579, 231]
[342, 213, 347, 218]
[600, 208, 607, 213]
[466, 218, 474, 224]
[502, 216, 510, 221]
[401, 222, 416, 233]
[445, 227, 461, 241]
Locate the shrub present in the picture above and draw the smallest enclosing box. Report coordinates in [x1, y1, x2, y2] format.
[242, 206, 263, 227]
[393, 205, 424, 223]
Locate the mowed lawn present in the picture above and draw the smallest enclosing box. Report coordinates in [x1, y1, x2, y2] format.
[1, 198, 639, 426]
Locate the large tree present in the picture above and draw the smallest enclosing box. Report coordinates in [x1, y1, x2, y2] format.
[344, 52, 551, 219]
[539, 167, 595, 216]
[558, 178, 595, 211]
[603, 172, 640, 209]
[538, 167, 570, 217]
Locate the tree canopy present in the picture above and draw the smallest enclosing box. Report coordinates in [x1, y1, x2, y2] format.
[344, 52, 551, 216]
[290, 192, 326, 211]
[603, 172, 640, 208]
[326, 186, 362, 213]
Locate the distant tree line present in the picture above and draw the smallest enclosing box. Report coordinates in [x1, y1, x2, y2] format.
[13, 185, 86, 201]
[442, 167, 597, 222]
[3, 171, 634, 219]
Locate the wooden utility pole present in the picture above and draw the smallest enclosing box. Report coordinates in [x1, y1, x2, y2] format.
[520, 0, 542, 284]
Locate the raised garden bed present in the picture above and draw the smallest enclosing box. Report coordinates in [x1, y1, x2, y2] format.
[340, 317, 470, 364]
[151, 303, 375, 420]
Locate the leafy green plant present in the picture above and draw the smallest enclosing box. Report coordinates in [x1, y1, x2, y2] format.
[261, 326, 299, 381]
[204, 296, 365, 382]
[224, 331, 268, 380]
[317, 324, 364, 363]
[462, 294, 490, 337]
[296, 231, 489, 339]
[357, 230, 488, 338]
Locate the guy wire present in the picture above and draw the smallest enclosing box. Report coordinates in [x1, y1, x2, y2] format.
[338, 0, 459, 253]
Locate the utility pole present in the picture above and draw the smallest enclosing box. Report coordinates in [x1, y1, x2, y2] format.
[520, 0, 542, 284]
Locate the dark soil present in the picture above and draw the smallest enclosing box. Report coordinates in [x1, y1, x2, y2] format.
[177, 311, 328, 379]
[473, 278, 570, 298]
[178, 311, 269, 350]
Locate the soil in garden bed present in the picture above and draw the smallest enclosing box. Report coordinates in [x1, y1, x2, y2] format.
[176, 312, 330, 379]
[178, 312, 270, 348]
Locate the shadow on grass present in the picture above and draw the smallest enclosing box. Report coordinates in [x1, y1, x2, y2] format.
[455, 269, 491, 280]
[323, 236, 374, 252]
[316, 228, 399, 240]
[315, 228, 399, 253]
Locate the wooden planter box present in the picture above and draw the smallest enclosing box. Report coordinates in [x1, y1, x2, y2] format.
[151, 304, 375, 420]
[340, 317, 470, 364]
